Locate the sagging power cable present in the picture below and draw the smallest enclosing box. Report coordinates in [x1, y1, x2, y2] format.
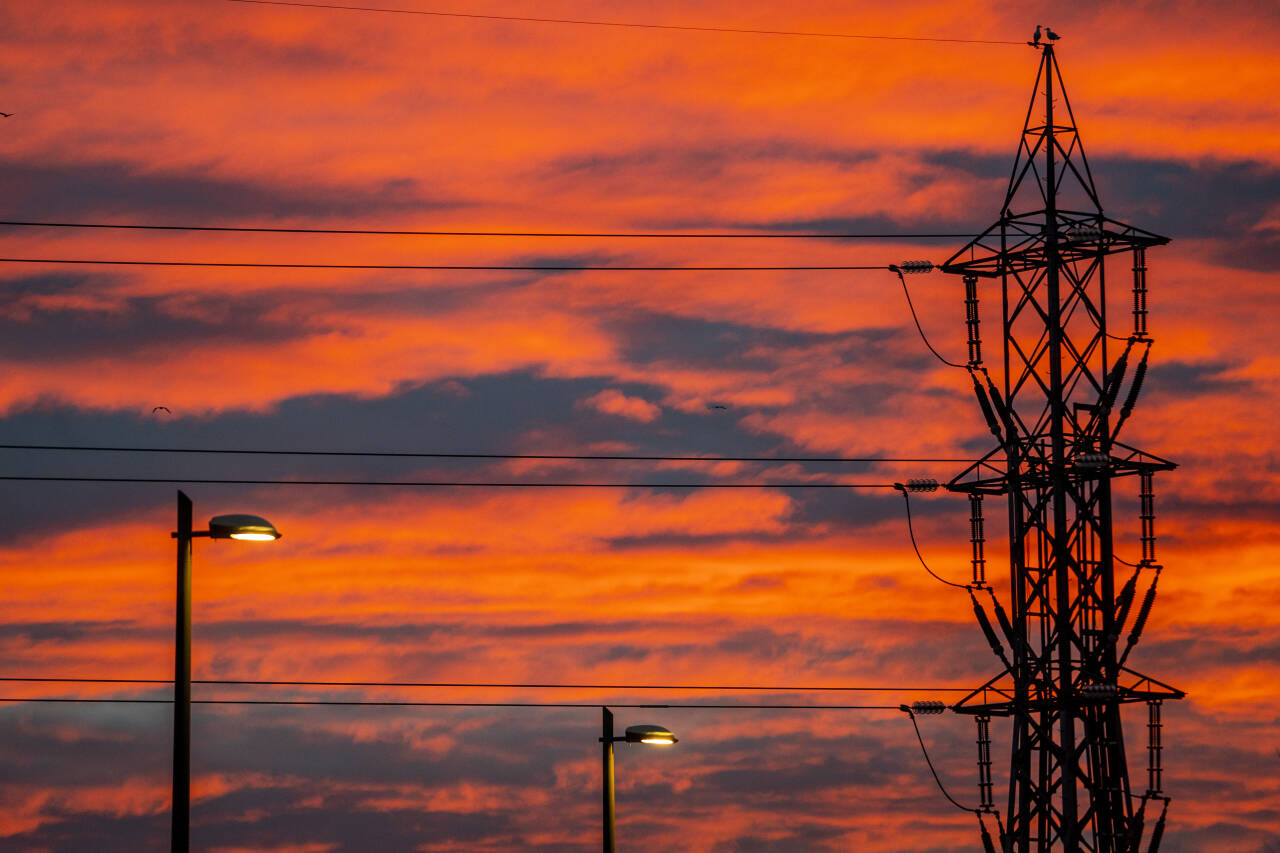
[899, 702, 979, 813]
[894, 481, 971, 590]
[899, 702, 1005, 852]
[890, 262, 968, 370]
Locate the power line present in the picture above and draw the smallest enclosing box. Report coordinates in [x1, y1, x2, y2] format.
[893, 266, 967, 369]
[0, 676, 974, 692]
[0, 443, 983, 465]
[0, 696, 901, 710]
[0, 219, 980, 239]
[0, 257, 889, 271]
[902, 706, 979, 813]
[0, 475, 896, 488]
[896, 487, 971, 590]
[225, 0, 1026, 46]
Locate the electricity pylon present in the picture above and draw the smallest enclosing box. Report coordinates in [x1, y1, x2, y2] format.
[940, 43, 1184, 853]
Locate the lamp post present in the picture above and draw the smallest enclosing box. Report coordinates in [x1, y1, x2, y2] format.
[172, 490, 280, 853]
[600, 706, 677, 853]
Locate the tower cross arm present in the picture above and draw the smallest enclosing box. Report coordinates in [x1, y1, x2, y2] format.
[940, 214, 1169, 278]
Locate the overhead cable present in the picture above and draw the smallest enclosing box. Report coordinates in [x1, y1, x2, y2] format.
[0, 220, 980, 239]
[0, 443, 982, 465]
[0, 676, 974, 692]
[900, 704, 980, 813]
[890, 263, 969, 369]
[225, 0, 1027, 45]
[0, 475, 897, 488]
[894, 483, 971, 589]
[0, 257, 889, 271]
[0, 696, 902, 710]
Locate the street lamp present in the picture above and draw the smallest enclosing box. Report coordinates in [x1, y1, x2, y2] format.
[600, 707, 677, 853]
[171, 490, 280, 853]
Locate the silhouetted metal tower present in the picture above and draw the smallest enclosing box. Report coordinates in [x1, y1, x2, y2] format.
[940, 43, 1184, 853]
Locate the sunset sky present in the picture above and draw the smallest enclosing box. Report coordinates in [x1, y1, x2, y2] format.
[2, 1, 1279, 851]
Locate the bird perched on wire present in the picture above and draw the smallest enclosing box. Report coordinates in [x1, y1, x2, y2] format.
[1028, 24, 1041, 47]
[1046, 27, 1060, 41]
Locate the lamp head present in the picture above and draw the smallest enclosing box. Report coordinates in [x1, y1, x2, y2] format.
[624, 724, 677, 745]
[208, 514, 281, 542]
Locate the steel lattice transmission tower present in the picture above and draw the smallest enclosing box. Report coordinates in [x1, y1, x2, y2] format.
[939, 43, 1184, 853]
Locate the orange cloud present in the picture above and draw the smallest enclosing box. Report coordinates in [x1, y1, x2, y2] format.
[3, 1, 1279, 850]
[580, 388, 661, 422]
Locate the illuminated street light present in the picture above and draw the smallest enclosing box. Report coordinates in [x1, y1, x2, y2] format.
[600, 707, 677, 853]
[171, 491, 280, 853]
[624, 724, 676, 745]
[209, 513, 281, 541]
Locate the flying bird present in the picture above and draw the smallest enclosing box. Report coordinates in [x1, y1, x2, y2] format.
[708, 403, 729, 410]
[1028, 25, 1041, 47]
[151, 405, 171, 415]
[0, 112, 11, 118]
[1046, 27, 1060, 41]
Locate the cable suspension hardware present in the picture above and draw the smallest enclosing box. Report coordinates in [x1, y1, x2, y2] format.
[964, 273, 983, 366]
[900, 478, 940, 492]
[1119, 568, 1160, 669]
[972, 371, 1006, 446]
[969, 494, 987, 586]
[896, 260, 935, 274]
[1102, 339, 1134, 413]
[1112, 343, 1151, 441]
[1131, 797, 1149, 853]
[1113, 568, 1141, 641]
[976, 715, 995, 812]
[909, 700, 947, 715]
[1147, 799, 1169, 853]
[978, 813, 999, 853]
[969, 589, 1013, 672]
[1146, 700, 1164, 796]
[1132, 247, 1149, 338]
[985, 373, 1018, 440]
[986, 588, 1023, 663]
[1139, 470, 1158, 565]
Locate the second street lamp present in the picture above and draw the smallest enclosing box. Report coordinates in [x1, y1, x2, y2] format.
[172, 490, 280, 853]
[600, 706, 677, 853]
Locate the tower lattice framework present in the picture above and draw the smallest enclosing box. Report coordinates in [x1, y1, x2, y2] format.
[941, 44, 1183, 853]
